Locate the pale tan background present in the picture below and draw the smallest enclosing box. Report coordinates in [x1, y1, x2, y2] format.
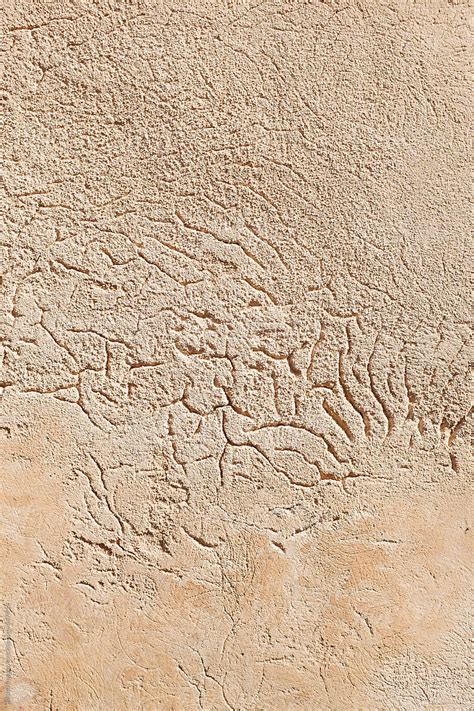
[0, 0, 472, 709]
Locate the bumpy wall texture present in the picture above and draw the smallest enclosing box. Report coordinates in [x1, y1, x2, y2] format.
[0, 1, 471, 709]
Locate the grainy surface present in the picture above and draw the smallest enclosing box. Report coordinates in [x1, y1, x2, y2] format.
[0, 1, 472, 709]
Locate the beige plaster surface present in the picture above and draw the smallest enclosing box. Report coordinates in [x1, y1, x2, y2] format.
[0, 1, 472, 709]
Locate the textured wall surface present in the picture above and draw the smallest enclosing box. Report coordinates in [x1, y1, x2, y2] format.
[0, 1, 471, 709]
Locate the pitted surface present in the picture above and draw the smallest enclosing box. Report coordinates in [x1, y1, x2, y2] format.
[0, 1, 471, 709]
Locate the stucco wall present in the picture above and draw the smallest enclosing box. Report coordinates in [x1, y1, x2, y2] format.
[1, 1, 471, 709]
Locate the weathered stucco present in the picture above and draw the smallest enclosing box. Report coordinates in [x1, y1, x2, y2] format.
[0, 1, 471, 709]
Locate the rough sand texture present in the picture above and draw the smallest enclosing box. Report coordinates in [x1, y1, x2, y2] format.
[0, 1, 472, 709]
